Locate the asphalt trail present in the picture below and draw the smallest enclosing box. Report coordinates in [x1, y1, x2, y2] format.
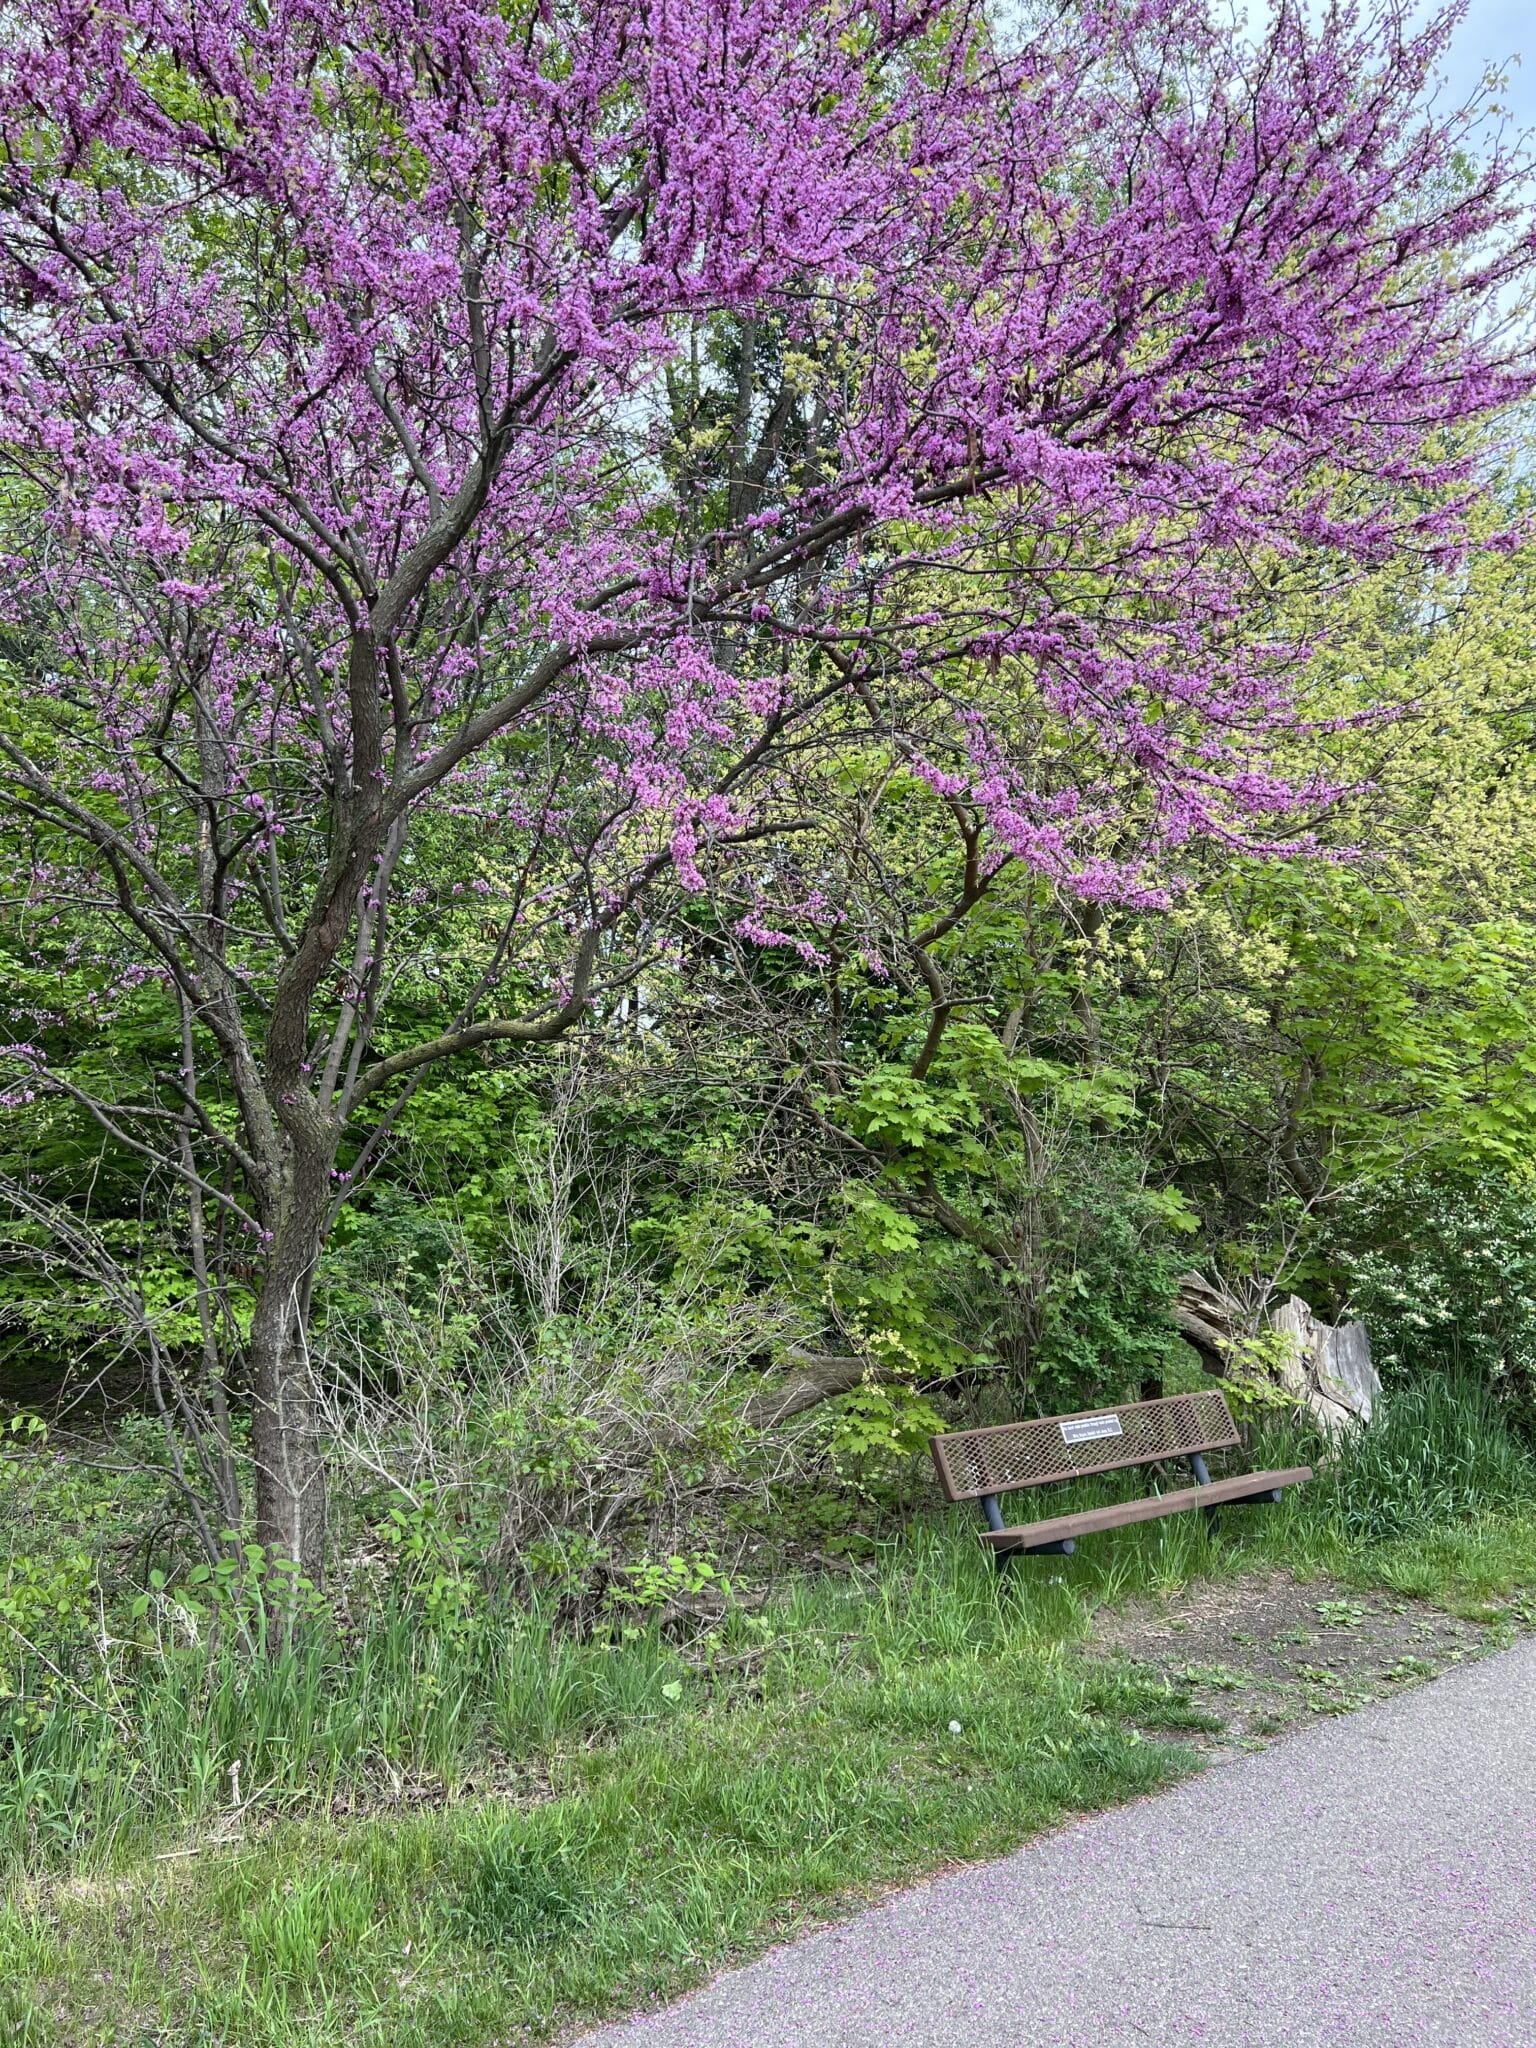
[574, 1634, 1536, 2047]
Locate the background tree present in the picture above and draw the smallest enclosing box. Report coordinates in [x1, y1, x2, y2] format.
[0, 0, 1530, 1575]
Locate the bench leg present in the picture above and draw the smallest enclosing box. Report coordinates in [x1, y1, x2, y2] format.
[979, 1496, 1077, 1566]
[1189, 1454, 1219, 1534]
[979, 1493, 1014, 1569]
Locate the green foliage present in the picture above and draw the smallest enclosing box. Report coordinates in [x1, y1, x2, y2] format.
[1327, 1169, 1536, 1421]
[609, 1552, 730, 1624]
[1322, 1377, 1536, 1545]
[825, 1374, 949, 1481]
[1025, 1147, 1189, 1408]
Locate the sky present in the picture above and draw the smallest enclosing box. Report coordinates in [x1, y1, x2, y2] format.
[1437, 0, 1535, 131]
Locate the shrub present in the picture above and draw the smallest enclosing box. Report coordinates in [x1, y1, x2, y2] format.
[1328, 1168, 1536, 1425]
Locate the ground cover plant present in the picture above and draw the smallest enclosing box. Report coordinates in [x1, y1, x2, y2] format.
[4, 1375, 1536, 2046]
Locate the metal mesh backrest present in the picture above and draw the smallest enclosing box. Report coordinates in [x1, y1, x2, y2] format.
[929, 1390, 1240, 1502]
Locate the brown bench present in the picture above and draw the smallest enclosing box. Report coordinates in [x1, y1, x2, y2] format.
[930, 1389, 1311, 1563]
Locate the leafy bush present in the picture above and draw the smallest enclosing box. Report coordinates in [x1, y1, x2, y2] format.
[1028, 1146, 1192, 1409]
[322, 1257, 796, 1614]
[1329, 1168, 1536, 1424]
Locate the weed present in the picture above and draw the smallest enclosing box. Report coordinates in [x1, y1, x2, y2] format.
[1385, 1656, 1435, 1682]
[1314, 1600, 1367, 1629]
[1177, 1662, 1249, 1692]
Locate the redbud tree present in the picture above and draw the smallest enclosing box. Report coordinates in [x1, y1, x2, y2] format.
[0, 0, 1529, 1572]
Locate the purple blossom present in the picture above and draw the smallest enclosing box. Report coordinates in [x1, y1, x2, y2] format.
[0, 0, 1527, 1252]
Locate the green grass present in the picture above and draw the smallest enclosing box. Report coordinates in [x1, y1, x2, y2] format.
[4, 1528, 1207, 2045]
[5, 1379, 1536, 2045]
[1322, 1373, 1536, 1541]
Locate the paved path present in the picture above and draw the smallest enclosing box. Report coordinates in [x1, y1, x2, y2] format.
[575, 1636, 1536, 2048]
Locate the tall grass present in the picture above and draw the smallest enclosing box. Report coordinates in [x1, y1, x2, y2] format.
[1, 1598, 697, 1872]
[6, 1380, 1536, 2043]
[3, 1528, 1215, 2043]
[0, 1512, 1240, 1878]
[1317, 1375, 1536, 1543]
[7, 1378, 1533, 1880]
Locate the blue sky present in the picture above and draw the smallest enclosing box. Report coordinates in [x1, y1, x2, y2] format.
[1437, 0, 1534, 131]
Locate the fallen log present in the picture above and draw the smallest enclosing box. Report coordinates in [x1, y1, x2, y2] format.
[1171, 1270, 1246, 1371]
[741, 1349, 873, 1429]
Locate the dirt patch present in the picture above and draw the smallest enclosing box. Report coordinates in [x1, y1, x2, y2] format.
[1082, 1569, 1518, 1754]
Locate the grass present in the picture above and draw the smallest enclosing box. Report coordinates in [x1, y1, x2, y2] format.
[5, 1530, 1205, 2046]
[1322, 1371, 1536, 1541]
[5, 1379, 1536, 2044]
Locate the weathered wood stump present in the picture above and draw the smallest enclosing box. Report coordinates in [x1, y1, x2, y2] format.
[1174, 1271, 1378, 1433]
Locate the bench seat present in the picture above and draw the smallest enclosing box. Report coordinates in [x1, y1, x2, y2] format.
[979, 1465, 1313, 1554]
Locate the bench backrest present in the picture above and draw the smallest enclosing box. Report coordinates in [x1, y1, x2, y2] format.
[929, 1389, 1240, 1503]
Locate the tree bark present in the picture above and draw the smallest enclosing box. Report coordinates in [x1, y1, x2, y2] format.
[1170, 1270, 1245, 1373]
[248, 1146, 332, 1583]
[742, 1349, 875, 1429]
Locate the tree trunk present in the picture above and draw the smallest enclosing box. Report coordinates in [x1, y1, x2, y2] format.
[249, 1152, 331, 1585]
[1170, 1270, 1245, 1373]
[741, 1349, 875, 1428]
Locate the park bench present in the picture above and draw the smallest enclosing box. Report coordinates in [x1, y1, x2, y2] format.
[930, 1388, 1311, 1563]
